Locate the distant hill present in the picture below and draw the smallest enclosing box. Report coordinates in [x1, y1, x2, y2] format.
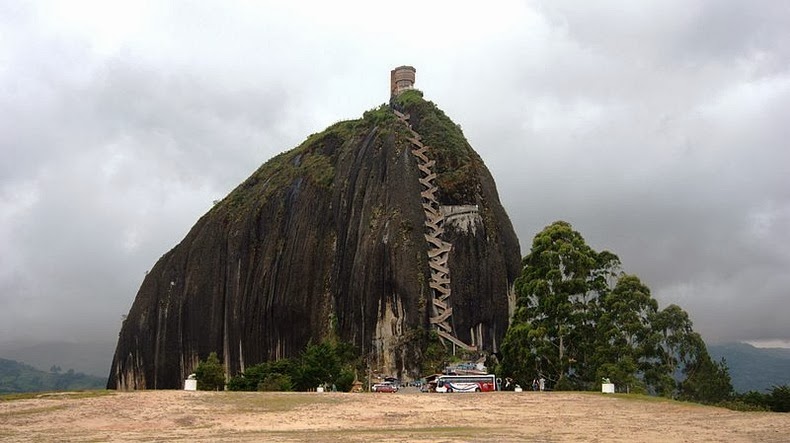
[708, 342, 790, 393]
[0, 340, 114, 378]
[0, 358, 106, 394]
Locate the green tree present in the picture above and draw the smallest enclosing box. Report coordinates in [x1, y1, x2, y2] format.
[227, 359, 296, 391]
[292, 342, 341, 391]
[500, 221, 731, 402]
[647, 305, 733, 401]
[679, 345, 733, 404]
[768, 385, 790, 412]
[416, 329, 451, 375]
[646, 304, 695, 396]
[291, 340, 360, 392]
[499, 322, 538, 384]
[195, 352, 225, 391]
[227, 364, 263, 391]
[501, 221, 620, 388]
[594, 275, 658, 393]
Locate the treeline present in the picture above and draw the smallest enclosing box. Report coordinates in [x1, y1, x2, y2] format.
[192, 220, 785, 411]
[498, 221, 732, 404]
[730, 385, 790, 412]
[0, 358, 105, 394]
[194, 340, 360, 392]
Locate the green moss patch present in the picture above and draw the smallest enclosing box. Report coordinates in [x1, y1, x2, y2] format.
[393, 89, 483, 205]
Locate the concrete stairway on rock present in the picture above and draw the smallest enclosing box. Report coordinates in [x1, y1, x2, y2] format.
[393, 108, 476, 352]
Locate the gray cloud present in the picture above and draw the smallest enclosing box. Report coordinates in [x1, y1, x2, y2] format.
[0, 1, 787, 347]
[484, 0, 790, 343]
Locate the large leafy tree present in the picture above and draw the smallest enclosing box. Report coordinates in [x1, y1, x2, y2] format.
[500, 221, 732, 402]
[654, 312, 733, 402]
[292, 341, 359, 391]
[679, 344, 733, 403]
[594, 275, 658, 392]
[647, 304, 703, 396]
[501, 221, 620, 388]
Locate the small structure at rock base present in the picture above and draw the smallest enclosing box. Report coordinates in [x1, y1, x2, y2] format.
[351, 380, 364, 393]
[184, 373, 197, 391]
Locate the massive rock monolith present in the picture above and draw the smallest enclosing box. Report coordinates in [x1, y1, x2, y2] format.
[108, 86, 521, 389]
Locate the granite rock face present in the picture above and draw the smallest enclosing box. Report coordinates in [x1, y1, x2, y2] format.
[108, 91, 521, 389]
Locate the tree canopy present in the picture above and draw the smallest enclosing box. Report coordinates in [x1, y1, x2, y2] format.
[499, 221, 732, 401]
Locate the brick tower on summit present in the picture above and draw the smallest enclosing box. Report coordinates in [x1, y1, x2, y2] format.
[390, 65, 416, 97]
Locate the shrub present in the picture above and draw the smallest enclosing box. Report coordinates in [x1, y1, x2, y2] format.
[734, 390, 770, 409]
[554, 375, 574, 391]
[718, 400, 769, 412]
[228, 360, 295, 391]
[194, 352, 225, 391]
[227, 364, 267, 391]
[257, 373, 293, 392]
[334, 369, 356, 393]
[229, 340, 360, 392]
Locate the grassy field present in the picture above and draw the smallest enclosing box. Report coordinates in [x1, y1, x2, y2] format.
[1, 389, 789, 442]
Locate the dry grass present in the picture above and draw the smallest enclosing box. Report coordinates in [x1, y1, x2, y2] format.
[2, 389, 789, 442]
[0, 390, 114, 402]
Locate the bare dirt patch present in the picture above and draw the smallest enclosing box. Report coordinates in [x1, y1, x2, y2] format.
[2, 389, 788, 442]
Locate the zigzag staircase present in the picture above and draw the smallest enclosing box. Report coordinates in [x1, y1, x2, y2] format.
[393, 108, 476, 352]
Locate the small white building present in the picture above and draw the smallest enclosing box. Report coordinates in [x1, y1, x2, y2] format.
[184, 373, 197, 391]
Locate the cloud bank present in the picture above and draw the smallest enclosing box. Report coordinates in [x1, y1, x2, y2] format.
[1, 0, 787, 346]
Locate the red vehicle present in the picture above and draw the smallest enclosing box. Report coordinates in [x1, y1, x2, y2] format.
[371, 382, 398, 393]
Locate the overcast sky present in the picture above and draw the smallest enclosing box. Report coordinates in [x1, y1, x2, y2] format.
[1, 0, 788, 350]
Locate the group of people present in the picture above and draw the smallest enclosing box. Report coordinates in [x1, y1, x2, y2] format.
[502, 376, 546, 391]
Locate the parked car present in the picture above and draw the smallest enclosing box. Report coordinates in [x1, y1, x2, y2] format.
[384, 377, 400, 385]
[371, 382, 398, 393]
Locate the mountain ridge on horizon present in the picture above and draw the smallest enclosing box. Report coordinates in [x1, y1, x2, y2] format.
[707, 341, 790, 393]
[0, 357, 106, 393]
[0, 340, 115, 378]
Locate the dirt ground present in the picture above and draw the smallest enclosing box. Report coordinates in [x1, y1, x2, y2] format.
[2, 388, 789, 442]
